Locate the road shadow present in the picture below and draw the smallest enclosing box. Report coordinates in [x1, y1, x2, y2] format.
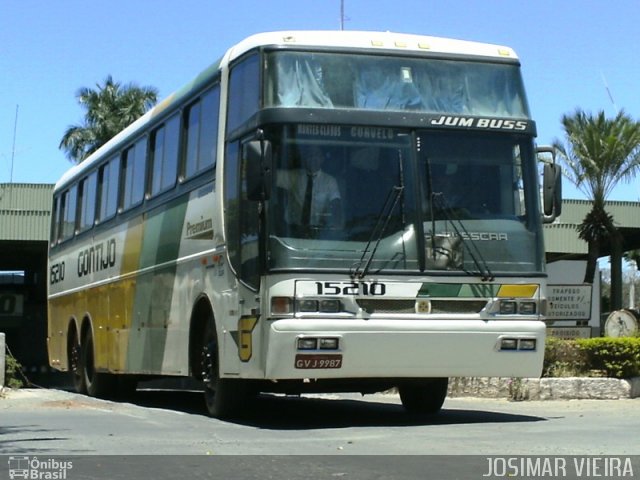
[127, 387, 546, 430]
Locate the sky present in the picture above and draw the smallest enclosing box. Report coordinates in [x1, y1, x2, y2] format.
[1, 0, 639, 201]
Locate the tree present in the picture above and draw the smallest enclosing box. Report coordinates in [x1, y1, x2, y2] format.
[59, 75, 158, 163]
[554, 109, 640, 310]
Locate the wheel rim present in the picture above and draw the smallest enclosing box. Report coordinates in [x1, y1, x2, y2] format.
[83, 332, 96, 387]
[69, 338, 82, 385]
[201, 340, 217, 392]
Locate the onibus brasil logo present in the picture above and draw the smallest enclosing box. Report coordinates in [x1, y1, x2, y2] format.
[8, 457, 73, 480]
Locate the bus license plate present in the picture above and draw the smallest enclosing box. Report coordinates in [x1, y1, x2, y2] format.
[295, 354, 342, 369]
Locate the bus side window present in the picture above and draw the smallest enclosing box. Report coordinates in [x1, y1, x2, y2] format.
[184, 86, 220, 179]
[184, 100, 201, 179]
[97, 155, 120, 222]
[151, 114, 180, 196]
[78, 171, 97, 232]
[50, 195, 60, 245]
[122, 137, 147, 210]
[224, 141, 240, 274]
[227, 54, 259, 134]
[61, 184, 78, 241]
[224, 140, 259, 290]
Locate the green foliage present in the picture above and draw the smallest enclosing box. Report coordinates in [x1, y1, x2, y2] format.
[553, 109, 640, 285]
[544, 337, 640, 379]
[543, 337, 589, 377]
[576, 337, 640, 379]
[5, 351, 25, 389]
[59, 75, 158, 163]
[555, 109, 640, 202]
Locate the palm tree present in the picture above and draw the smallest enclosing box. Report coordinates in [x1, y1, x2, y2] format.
[59, 75, 158, 163]
[554, 109, 640, 310]
[625, 250, 640, 267]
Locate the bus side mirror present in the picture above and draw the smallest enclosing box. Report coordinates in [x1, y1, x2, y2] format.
[538, 146, 562, 223]
[245, 139, 272, 201]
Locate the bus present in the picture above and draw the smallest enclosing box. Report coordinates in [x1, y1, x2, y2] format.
[48, 31, 562, 417]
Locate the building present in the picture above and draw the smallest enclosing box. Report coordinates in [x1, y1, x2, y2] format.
[0, 183, 53, 373]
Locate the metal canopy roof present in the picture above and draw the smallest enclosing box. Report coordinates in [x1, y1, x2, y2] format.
[0, 183, 54, 242]
[544, 199, 640, 261]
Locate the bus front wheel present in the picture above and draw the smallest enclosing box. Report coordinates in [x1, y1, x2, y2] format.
[398, 378, 448, 414]
[200, 320, 248, 418]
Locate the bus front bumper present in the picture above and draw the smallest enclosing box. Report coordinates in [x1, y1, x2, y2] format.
[264, 318, 545, 380]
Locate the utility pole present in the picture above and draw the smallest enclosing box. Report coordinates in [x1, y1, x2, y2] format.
[339, 0, 351, 30]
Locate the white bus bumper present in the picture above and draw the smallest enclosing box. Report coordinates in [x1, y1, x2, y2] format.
[264, 318, 545, 380]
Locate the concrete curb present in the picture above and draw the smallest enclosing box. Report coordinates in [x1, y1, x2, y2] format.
[448, 376, 640, 400]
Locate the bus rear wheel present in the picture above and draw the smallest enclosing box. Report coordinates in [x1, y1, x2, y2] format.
[200, 320, 248, 418]
[398, 378, 448, 414]
[68, 330, 87, 394]
[81, 327, 115, 398]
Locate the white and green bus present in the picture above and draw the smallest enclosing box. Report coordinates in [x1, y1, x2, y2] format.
[48, 31, 561, 417]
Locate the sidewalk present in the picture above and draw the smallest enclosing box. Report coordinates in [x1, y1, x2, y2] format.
[448, 376, 640, 400]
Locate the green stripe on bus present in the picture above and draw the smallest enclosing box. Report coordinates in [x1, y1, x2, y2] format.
[126, 196, 189, 372]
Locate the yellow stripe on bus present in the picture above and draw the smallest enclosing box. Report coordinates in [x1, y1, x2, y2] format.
[497, 284, 538, 298]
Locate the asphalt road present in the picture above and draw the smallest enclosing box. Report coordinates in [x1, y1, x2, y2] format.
[1, 387, 639, 479]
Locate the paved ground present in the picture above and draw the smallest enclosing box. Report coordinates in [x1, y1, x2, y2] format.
[1, 387, 640, 455]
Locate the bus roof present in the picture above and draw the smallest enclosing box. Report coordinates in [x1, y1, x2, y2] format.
[227, 30, 518, 63]
[55, 30, 518, 191]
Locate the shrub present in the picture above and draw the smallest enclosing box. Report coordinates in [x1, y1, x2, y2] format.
[543, 337, 640, 379]
[4, 350, 25, 389]
[543, 336, 589, 377]
[576, 337, 640, 379]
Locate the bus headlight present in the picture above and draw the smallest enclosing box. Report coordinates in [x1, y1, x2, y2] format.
[295, 298, 343, 313]
[496, 299, 538, 316]
[297, 337, 318, 350]
[519, 302, 537, 315]
[499, 301, 517, 315]
[499, 337, 537, 351]
[319, 337, 339, 350]
[519, 338, 537, 350]
[296, 337, 340, 351]
[500, 338, 518, 350]
[297, 299, 319, 312]
[319, 299, 341, 313]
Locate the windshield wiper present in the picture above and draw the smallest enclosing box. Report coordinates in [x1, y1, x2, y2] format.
[432, 193, 495, 282]
[351, 184, 404, 280]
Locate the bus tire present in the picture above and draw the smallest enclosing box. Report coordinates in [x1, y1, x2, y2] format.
[81, 327, 115, 398]
[68, 328, 87, 394]
[398, 378, 448, 414]
[200, 318, 248, 418]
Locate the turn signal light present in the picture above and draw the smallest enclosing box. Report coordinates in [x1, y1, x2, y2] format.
[271, 296, 293, 314]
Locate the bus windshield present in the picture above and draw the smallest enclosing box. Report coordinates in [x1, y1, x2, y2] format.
[266, 125, 544, 275]
[265, 51, 530, 118]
